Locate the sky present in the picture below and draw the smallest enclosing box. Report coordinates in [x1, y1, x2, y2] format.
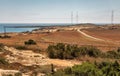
[0, 0, 120, 23]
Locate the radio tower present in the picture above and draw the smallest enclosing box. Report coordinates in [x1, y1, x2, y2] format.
[76, 11, 79, 24]
[71, 11, 73, 25]
[111, 10, 114, 25]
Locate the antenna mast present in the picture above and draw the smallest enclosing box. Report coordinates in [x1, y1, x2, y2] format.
[71, 11, 73, 25]
[111, 10, 114, 25]
[76, 11, 79, 24]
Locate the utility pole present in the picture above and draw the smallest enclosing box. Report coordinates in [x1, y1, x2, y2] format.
[71, 11, 73, 25]
[3, 26, 6, 37]
[76, 11, 79, 24]
[111, 10, 114, 25]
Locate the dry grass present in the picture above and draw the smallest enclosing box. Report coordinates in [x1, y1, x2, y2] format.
[42, 30, 118, 51]
[0, 33, 50, 50]
[0, 29, 120, 51]
[83, 28, 120, 42]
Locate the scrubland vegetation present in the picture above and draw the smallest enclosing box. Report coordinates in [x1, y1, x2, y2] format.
[1, 42, 120, 76]
[49, 61, 120, 76]
[0, 35, 11, 39]
[15, 46, 28, 50]
[47, 43, 120, 59]
[47, 43, 120, 76]
[24, 39, 36, 45]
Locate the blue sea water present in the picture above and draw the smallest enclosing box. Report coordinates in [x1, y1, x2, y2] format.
[0, 23, 71, 33]
[0, 23, 113, 33]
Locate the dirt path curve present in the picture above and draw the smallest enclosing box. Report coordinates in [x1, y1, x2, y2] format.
[77, 29, 120, 45]
[77, 29, 105, 41]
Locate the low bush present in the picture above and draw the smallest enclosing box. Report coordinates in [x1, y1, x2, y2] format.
[106, 50, 120, 59]
[2, 74, 13, 76]
[47, 43, 120, 59]
[0, 43, 4, 47]
[52, 61, 120, 76]
[47, 43, 102, 59]
[15, 46, 28, 50]
[0, 57, 8, 65]
[24, 39, 36, 45]
[0, 35, 11, 39]
[0, 43, 5, 52]
[33, 49, 41, 53]
[14, 72, 22, 76]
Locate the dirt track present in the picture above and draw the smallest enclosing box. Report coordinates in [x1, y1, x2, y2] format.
[77, 29, 104, 41]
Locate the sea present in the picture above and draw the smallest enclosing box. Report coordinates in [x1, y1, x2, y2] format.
[0, 23, 72, 33]
[0, 23, 113, 33]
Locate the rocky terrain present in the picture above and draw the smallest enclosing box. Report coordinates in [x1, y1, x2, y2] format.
[0, 24, 120, 75]
[0, 45, 81, 76]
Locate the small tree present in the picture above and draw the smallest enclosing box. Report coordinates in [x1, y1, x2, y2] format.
[14, 72, 22, 76]
[51, 64, 55, 74]
[0, 57, 8, 65]
[117, 47, 120, 53]
[24, 39, 36, 45]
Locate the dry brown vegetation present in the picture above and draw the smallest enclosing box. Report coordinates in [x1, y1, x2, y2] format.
[0, 33, 51, 50]
[0, 24, 120, 75]
[0, 25, 120, 51]
[83, 28, 120, 41]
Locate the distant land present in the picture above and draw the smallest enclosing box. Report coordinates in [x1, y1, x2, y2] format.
[0, 23, 120, 33]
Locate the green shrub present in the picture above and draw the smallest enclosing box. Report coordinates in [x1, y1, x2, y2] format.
[34, 49, 41, 53]
[87, 46, 102, 57]
[0, 43, 5, 52]
[24, 39, 36, 45]
[2, 74, 13, 76]
[47, 43, 102, 59]
[47, 43, 120, 59]
[31, 71, 38, 76]
[64, 67, 72, 74]
[0, 57, 8, 65]
[15, 46, 28, 50]
[0, 35, 11, 39]
[0, 43, 3, 47]
[14, 72, 22, 76]
[117, 47, 120, 53]
[33, 65, 52, 75]
[52, 61, 120, 76]
[106, 50, 120, 59]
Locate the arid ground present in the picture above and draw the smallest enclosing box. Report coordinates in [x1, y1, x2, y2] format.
[0, 24, 120, 75]
[0, 24, 120, 51]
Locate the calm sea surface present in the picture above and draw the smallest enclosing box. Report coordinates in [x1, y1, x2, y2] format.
[0, 23, 71, 33]
[0, 23, 110, 33]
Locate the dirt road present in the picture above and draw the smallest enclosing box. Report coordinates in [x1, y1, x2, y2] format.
[77, 29, 105, 41]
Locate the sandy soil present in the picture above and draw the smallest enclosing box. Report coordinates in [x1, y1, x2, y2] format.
[4, 46, 81, 67]
[0, 69, 19, 76]
[0, 25, 120, 75]
[83, 28, 120, 42]
[0, 26, 120, 51]
[0, 46, 81, 76]
[77, 29, 104, 41]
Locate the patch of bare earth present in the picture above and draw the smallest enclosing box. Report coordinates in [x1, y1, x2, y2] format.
[82, 28, 120, 42]
[0, 29, 119, 51]
[4, 46, 81, 67]
[42, 30, 118, 51]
